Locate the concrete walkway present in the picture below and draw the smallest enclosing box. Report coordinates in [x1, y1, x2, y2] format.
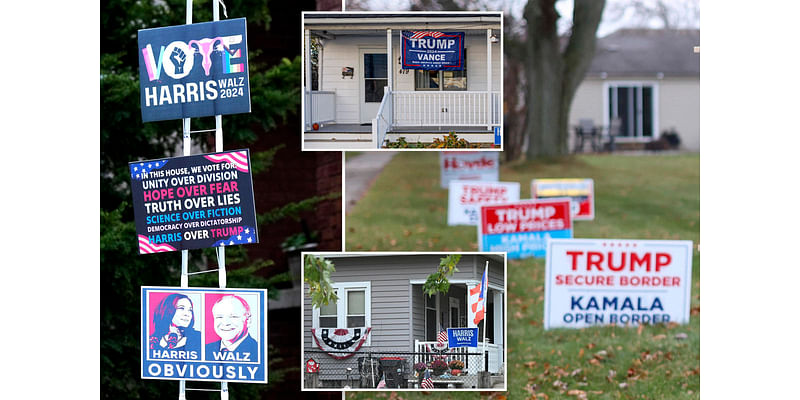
[345, 152, 397, 215]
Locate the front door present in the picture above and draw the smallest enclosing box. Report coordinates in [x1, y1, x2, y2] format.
[359, 49, 388, 124]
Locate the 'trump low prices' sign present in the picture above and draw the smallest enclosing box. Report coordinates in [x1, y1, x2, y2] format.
[447, 327, 479, 348]
[544, 239, 693, 329]
[141, 287, 268, 383]
[129, 149, 258, 254]
[138, 18, 250, 122]
[401, 31, 465, 71]
[478, 198, 573, 259]
[440, 152, 499, 189]
[448, 180, 520, 225]
[532, 179, 595, 220]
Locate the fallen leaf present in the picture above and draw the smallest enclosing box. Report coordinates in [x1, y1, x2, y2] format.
[637, 324, 644, 336]
[619, 383, 628, 389]
[674, 333, 688, 340]
[653, 334, 666, 341]
[524, 361, 537, 369]
[578, 348, 584, 358]
[570, 368, 582, 377]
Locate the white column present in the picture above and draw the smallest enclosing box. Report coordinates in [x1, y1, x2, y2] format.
[305, 28, 312, 130]
[493, 291, 503, 347]
[387, 29, 393, 91]
[486, 29, 492, 130]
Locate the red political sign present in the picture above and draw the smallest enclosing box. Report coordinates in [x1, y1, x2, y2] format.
[480, 198, 572, 235]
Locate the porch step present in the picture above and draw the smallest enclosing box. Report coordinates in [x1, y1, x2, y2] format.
[385, 132, 494, 144]
[303, 139, 377, 150]
[304, 132, 373, 141]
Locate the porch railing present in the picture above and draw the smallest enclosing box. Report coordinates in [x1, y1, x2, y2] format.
[372, 87, 393, 148]
[304, 90, 336, 128]
[413, 340, 503, 374]
[392, 91, 501, 128]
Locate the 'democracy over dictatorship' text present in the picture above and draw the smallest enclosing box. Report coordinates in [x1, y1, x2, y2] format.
[129, 150, 258, 254]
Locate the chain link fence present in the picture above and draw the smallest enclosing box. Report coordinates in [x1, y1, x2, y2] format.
[304, 349, 493, 389]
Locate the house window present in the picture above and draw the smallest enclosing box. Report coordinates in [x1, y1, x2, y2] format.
[607, 83, 656, 138]
[313, 282, 371, 330]
[364, 54, 388, 102]
[425, 293, 437, 341]
[414, 49, 467, 91]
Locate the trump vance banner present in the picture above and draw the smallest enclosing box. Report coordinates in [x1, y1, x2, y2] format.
[138, 18, 251, 122]
[402, 31, 465, 71]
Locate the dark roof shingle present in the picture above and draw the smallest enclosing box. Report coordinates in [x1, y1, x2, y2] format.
[587, 28, 700, 77]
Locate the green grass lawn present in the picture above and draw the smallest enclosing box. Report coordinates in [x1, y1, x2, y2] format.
[345, 153, 700, 400]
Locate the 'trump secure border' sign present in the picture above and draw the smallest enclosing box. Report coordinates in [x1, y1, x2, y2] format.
[401, 31, 465, 71]
[448, 180, 520, 225]
[544, 239, 693, 329]
[478, 198, 573, 259]
[440, 152, 499, 189]
[129, 149, 258, 254]
[141, 287, 268, 383]
[532, 179, 595, 220]
[447, 328, 479, 348]
[138, 18, 251, 122]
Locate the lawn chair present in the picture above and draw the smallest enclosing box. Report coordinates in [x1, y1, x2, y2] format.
[573, 118, 598, 153]
[603, 117, 622, 152]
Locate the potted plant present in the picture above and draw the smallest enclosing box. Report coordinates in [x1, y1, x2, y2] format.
[430, 359, 448, 376]
[448, 359, 464, 375]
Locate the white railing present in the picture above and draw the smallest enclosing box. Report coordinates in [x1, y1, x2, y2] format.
[372, 87, 393, 148]
[305, 90, 336, 128]
[392, 91, 501, 128]
[413, 340, 503, 374]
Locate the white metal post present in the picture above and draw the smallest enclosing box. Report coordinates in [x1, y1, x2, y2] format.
[305, 28, 312, 130]
[179, 0, 193, 398]
[486, 29, 492, 131]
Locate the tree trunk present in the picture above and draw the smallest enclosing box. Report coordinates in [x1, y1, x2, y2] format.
[522, 0, 605, 159]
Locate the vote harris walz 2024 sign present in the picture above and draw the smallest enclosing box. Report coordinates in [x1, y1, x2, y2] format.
[544, 238, 693, 329]
[129, 149, 258, 254]
[138, 18, 250, 122]
[141, 287, 268, 383]
[402, 31, 464, 71]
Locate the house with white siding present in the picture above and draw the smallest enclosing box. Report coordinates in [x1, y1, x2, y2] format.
[569, 29, 700, 152]
[302, 12, 503, 150]
[302, 253, 505, 389]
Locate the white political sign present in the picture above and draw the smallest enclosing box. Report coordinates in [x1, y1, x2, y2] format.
[447, 180, 520, 225]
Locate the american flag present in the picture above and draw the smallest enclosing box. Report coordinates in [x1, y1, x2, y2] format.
[212, 226, 257, 247]
[437, 329, 448, 346]
[138, 234, 177, 254]
[410, 31, 445, 39]
[129, 159, 169, 180]
[421, 369, 434, 389]
[204, 150, 249, 173]
[470, 266, 488, 325]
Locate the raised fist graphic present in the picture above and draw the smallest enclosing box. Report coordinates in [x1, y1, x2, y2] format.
[170, 47, 187, 74]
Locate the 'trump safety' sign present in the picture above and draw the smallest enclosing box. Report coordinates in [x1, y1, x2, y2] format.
[138, 18, 251, 122]
[141, 287, 268, 383]
[448, 180, 520, 225]
[447, 327, 479, 348]
[440, 152, 499, 189]
[531, 179, 595, 220]
[401, 31, 465, 71]
[478, 198, 573, 259]
[544, 239, 693, 329]
[129, 149, 258, 254]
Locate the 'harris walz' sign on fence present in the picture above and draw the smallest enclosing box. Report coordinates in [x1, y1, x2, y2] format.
[141, 287, 268, 383]
[129, 150, 258, 254]
[402, 31, 464, 71]
[138, 18, 250, 122]
[544, 239, 693, 329]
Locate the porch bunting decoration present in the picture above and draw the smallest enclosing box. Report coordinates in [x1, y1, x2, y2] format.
[435, 329, 449, 350]
[310, 327, 372, 360]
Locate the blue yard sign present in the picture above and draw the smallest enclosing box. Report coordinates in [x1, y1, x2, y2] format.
[401, 31, 465, 71]
[141, 287, 268, 383]
[138, 18, 251, 122]
[494, 126, 501, 146]
[447, 328, 479, 348]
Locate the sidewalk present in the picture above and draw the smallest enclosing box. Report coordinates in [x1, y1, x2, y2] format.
[345, 152, 397, 215]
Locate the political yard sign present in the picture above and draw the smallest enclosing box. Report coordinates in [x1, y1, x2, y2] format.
[478, 198, 572, 259]
[402, 31, 465, 71]
[141, 287, 268, 383]
[129, 150, 258, 254]
[544, 239, 693, 330]
[138, 18, 250, 122]
[447, 180, 520, 226]
[532, 179, 594, 221]
[440, 152, 499, 189]
[447, 328, 479, 348]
